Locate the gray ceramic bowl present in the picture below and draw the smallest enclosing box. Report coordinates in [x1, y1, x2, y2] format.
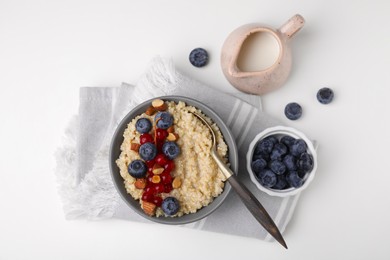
[109, 96, 238, 225]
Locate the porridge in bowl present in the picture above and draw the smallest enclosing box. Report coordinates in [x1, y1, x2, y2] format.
[116, 99, 228, 217]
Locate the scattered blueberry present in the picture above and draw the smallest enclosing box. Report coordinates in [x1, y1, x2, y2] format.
[269, 160, 287, 175]
[251, 158, 267, 174]
[280, 135, 296, 148]
[286, 171, 304, 188]
[162, 141, 181, 160]
[155, 112, 173, 129]
[189, 48, 209, 67]
[161, 197, 180, 216]
[259, 169, 277, 188]
[135, 118, 152, 134]
[139, 142, 157, 161]
[128, 160, 147, 178]
[284, 102, 302, 120]
[317, 87, 334, 104]
[297, 152, 314, 173]
[270, 143, 288, 161]
[290, 139, 307, 157]
[283, 154, 297, 171]
[273, 175, 288, 190]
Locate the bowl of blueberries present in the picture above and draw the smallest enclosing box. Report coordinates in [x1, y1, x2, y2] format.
[247, 126, 317, 197]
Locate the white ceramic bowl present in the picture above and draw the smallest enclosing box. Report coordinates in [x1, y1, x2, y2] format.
[246, 126, 317, 197]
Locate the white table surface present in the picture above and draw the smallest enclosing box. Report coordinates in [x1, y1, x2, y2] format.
[1, 0, 389, 259]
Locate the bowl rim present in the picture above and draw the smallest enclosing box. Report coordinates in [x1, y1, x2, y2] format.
[109, 95, 238, 224]
[246, 126, 317, 197]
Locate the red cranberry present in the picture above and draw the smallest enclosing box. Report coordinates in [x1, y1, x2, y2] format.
[155, 154, 168, 165]
[164, 160, 175, 172]
[160, 172, 172, 184]
[164, 184, 173, 193]
[144, 186, 154, 195]
[145, 159, 155, 168]
[155, 128, 168, 141]
[153, 183, 165, 194]
[152, 196, 163, 207]
[140, 133, 154, 144]
[141, 192, 154, 202]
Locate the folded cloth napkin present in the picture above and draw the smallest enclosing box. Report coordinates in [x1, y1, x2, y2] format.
[55, 57, 302, 241]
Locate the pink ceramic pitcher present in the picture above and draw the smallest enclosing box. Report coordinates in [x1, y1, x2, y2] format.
[221, 14, 305, 95]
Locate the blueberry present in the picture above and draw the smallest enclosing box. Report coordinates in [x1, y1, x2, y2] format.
[161, 197, 180, 216]
[265, 135, 278, 145]
[269, 160, 287, 175]
[255, 138, 274, 155]
[284, 102, 302, 120]
[270, 143, 288, 161]
[162, 141, 181, 160]
[259, 169, 277, 188]
[253, 151, 270, 161]
[189, 48, 208, 67]
[254, 168, 267, 182]
[297, 152, 314, 173]
[283, 154, 297, 171]
[317, 87, 334, 104]
[135, 118, 152, 134]
[128, 160, 147, 178]
[298, 169, 307, 179]
[139, 142, 157, 161]
[251, 158, 267, 174]
[291, 139, 307, 156]
[281, 135, 296, 148]
[286, 171, 304, 188]
[272, 175, 288, 190]
[154, 111, 173, 129]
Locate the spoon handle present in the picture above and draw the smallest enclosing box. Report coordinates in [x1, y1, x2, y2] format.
[227, 175, 288, 249]
[211, 151, 287, 248]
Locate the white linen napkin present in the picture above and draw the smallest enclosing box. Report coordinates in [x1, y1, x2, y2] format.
[55, 57, 303, 241]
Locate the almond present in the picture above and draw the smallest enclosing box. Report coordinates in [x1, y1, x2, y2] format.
[172, 177, 182, 189]
[151, 175, 161, 184]
[134, 178, 146, 189]
[152, 99, 167, 111]
[167, 126, 175, 133]
[142, 201, 156, 216]
[166, 133, 179, 141]
[145, 106, 157, 116]
[130, 142, 140, 152]
[152, 164, 164, 175]
[155, 103, 167, 111]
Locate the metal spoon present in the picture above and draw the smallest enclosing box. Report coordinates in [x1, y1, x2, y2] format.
[191, 112, 288, 249]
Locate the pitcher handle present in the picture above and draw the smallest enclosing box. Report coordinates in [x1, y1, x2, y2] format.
[279, 14, 305, 39]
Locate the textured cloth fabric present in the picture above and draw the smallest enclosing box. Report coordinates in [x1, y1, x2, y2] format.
[55, 57, 302, 241]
